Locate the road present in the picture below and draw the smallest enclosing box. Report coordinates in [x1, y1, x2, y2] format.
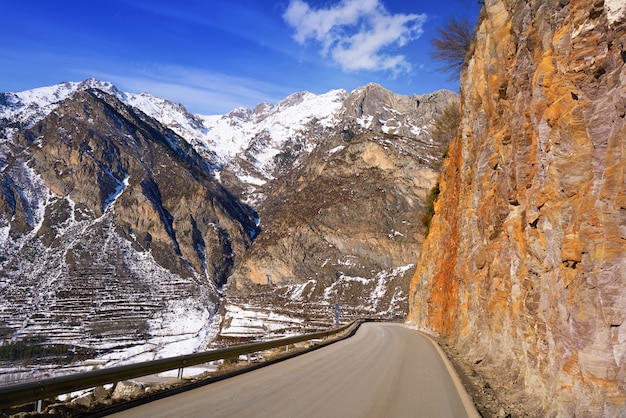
[111, 323, 479, 417]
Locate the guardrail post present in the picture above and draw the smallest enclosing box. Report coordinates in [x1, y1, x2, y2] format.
[177, 367, 184, 379]
[247, 353, 251, 363]
[35, 399, 42, 413]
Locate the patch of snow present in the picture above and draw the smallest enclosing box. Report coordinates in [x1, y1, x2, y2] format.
[0, 226, 9, 247]
[219, 304, 304, 339]
[339, 274, 371, 285]
[104, 174, 129, 212]
[337, 256, 357, 266]
[388, 230, 405, 238]
[356, 115, 374, 129]
[289, 280, 317, 300]
[410, 125, 423, 137]
[383, 105, 401, 115]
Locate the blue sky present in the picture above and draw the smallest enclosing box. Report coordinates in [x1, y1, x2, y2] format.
[0, 0, 481, 114]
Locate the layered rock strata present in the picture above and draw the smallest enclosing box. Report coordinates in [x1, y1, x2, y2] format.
[408, 0, 626, 415]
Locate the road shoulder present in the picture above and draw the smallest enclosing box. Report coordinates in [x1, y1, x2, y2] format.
[406, 327, 482, 418]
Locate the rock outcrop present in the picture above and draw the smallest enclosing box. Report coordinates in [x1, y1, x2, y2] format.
[407, 0, 626, 416]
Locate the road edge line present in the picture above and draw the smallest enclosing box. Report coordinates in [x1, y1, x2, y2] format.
[412, 329, 481, 418]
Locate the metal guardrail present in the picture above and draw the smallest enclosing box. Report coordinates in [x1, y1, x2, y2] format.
[0, 320, 361, 411]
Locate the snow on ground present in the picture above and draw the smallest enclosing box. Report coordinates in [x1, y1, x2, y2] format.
[220, 304, 304, 339]
[356, 114, 374, 129]
[289, 280, 317, 300]
[236, 174, 266, 186]
[322, 264, 414, 310]
[103, 174, 129, 212]
[410, 125, 424, 137]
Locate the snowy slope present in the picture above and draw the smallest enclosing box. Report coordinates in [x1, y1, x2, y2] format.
[198, 89, 347, 171]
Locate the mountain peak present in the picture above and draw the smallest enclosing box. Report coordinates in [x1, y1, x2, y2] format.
[77, 78, 119, 92]
[351, 82, 386, 94]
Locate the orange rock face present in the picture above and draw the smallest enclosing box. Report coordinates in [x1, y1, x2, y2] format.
[407, 0, 626, 415]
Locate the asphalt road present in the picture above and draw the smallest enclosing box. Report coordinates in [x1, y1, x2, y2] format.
[111, 323, 479, 417]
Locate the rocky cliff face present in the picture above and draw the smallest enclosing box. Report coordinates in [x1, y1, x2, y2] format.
[0, 89, 256, 379]
[407, 0, 626, 416]
[218, 87, 458, 341]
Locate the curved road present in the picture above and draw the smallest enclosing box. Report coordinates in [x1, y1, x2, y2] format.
[112, 323, 479, 417]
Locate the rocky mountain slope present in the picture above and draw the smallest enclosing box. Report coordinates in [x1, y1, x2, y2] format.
[0, 80, 457, 378]
[219, 88, 457, 341]
[0, 88, 257, 381]
[407, 0, 626, 416]
[206, 84, 456, 207]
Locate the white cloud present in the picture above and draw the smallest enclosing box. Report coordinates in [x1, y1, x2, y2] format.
[283, 0, 426, 73]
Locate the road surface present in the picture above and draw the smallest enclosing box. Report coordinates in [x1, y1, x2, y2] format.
[112, 323, 479, 417]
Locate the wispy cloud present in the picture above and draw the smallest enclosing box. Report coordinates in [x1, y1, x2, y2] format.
[87, 64, 291, 115]
[283, 0, 426, 74]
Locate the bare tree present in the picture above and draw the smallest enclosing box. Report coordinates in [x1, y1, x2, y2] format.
[431, 16, 475, 80]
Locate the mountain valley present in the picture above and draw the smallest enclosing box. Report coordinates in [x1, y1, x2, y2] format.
[0, 79, 456, 381]
[1, 0, 625, 415]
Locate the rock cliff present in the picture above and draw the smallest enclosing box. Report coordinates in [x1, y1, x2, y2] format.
[407, 0, 626, 416]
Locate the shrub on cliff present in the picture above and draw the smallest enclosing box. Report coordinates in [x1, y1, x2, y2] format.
[421, 182, 440, 237]
[433, 102, 462, 156]
[431, 16, 475, 80]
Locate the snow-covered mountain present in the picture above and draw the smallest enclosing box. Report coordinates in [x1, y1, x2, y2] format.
[2, 79, 454, 204]
[0, 84, 257, 383]
[0, 79, 458, 382]
[0, 79, 215, 164]
[1, 78, 345, 173]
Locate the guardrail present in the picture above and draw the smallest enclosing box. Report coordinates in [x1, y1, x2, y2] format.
[0, 320, 361, 412]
